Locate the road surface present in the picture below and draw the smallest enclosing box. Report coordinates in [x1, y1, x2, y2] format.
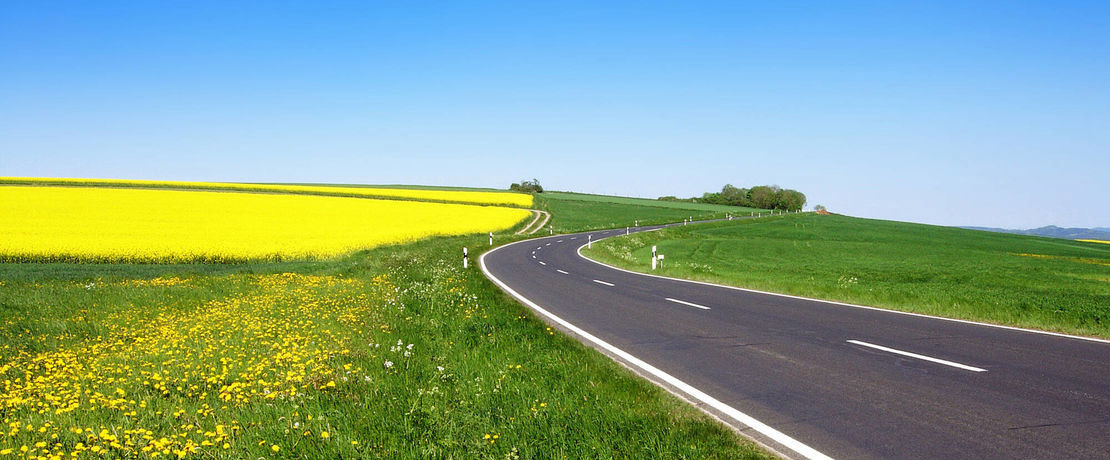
[481, 222, 1110, 459]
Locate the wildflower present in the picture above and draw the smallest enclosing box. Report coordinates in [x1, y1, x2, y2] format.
[321, 431, 330, 439]
[384, 360, 393, 368]
[271, 445, 281, 452]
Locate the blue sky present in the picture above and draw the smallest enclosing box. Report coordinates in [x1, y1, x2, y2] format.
[2, 1, 1107, 229]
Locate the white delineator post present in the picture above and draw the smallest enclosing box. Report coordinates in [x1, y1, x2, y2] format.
[463, 247, 468, 269]
[549, 225, 553, 235]
[588, 234, 592, 249]
[626, 227, 629, 235]
[489, 232, 493, 246]
[651, 245, 658, 270]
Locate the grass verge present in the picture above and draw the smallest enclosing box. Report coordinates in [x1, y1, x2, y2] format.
[583, 213, 1110, 339]
[0, 232, 772, 459]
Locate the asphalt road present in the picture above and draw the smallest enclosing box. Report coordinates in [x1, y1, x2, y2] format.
[480, 221, 1110, 459]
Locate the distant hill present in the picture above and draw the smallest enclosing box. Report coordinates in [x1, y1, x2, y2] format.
[962, 225, 1110, 241]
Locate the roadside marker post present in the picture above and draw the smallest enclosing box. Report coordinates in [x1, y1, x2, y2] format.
[463, 247, 468, 269]
[657, 254, 664, 268]
[635, 220, 639, 226]
[626, 227, 629, 235]
[588, 234, 592, 249]
[489, 232, 493, 246]
[549, 226, 553, 235]
[651, 245, 658, 270]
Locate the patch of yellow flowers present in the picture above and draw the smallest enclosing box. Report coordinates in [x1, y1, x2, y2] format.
[0, 272, 393, 458]
[0, 186, 530, 262]
[0, 177, 533, 207]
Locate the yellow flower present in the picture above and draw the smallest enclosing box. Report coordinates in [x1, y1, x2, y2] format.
[320, 431, 330, 439]
[0, 185, 531, 262]
[271, 445, 280, 452]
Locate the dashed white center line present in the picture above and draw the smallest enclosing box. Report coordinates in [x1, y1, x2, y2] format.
[556, 269, 568, 274]
[664, 298, 711, 310]
[592, 279, 615, 287]
[538, 261, 547, 266]
[535, 247, 542, 250]
[569, 237, 577, 240]
[545, 243, 551, 246]
[557, 240, 564, 243]
[847, 340, 988, 372]
[531, 255, 536, 259]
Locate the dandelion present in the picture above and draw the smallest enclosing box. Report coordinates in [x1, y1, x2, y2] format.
[271, 445, 280, 452]
[320, 431, 329, 439]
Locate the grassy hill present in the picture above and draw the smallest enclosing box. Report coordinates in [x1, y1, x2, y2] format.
[537, 191, 768, 232]
[585, 213, 1110, 338]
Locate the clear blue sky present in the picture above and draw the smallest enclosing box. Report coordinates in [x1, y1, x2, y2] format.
[2, 1, 1107, 229]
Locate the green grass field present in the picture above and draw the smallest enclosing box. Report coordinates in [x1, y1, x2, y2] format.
[537, 191, 767, 232]
[0, 188, 770, 458]
[584, 213, 1110, 338]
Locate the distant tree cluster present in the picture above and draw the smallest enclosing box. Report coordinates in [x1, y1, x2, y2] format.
[659, 184, 806, 211]
[509, 179, 544, 193]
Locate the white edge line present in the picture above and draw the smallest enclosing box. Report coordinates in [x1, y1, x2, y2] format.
[538, 261, 546, 265]
[847, 340, 987, 372]
[556, 269, 569, 274]
[665, 297, 711, 310]
[592, 279, 614, 286]
[575, 236, 1110, 345]
[479, 240, 833, 460]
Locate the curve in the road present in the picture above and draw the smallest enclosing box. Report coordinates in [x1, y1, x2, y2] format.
[481, 221, 1110, 459]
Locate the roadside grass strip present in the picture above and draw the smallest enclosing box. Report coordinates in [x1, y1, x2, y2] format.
[0, 233, 772, 459]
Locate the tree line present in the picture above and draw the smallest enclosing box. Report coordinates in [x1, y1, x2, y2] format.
[659, 184, 806, 211]
[508, 179, 544, 193]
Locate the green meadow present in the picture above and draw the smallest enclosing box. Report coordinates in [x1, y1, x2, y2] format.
[585, 213, 1110, 338]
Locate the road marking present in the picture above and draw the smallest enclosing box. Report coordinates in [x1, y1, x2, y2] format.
[556, 269, 569, 274]
[557, 240, 564, 243]
[531, 255, 536, 259]
[479, 243, 832, 460]
[847, 340, 987, 372]
[570, 237, 577, 240]
[536, 247, 542, 250]
[538, 261, 547, 266]
[545, 243, 551, 246]
[592, 279, 614, 286]
[665, 297, 711, 310]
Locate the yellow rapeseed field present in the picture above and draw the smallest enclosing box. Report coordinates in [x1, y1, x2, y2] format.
[1077, 239, 1110, 245]
[0, 177, 533, 207]
[0, 186, 530, 262]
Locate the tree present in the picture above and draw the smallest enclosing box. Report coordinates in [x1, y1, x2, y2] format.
[774, 189, 806, 211]
[720, 184, 749, 207]
[748, 185, 778, 209]
[509, 179, 544, 193]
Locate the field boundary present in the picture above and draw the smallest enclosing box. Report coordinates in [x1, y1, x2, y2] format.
[578, 232, 1110, 344]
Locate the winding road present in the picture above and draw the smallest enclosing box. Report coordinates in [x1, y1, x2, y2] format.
[481, 221, 1110, 459]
